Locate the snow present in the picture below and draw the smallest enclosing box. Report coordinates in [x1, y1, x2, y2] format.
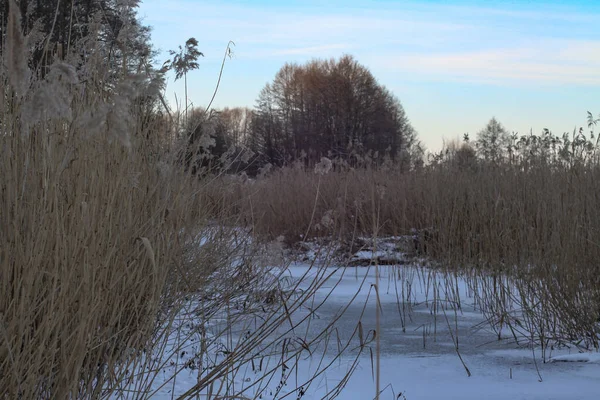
[112, 253, 600, 399]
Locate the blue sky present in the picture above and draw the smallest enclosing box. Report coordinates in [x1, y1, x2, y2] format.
[139, 0, 600, 152]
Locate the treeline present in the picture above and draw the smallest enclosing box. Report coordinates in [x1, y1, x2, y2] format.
[181, 55, 424, 175]
[430, 115, 600, 171]
[183, 60, 600, 175]
[0, 0, 154, 82]
[0, 1, 425, 174]
[249, 56, 420, 168]
[4, 0, 598, 176]
[0, 0, 165, 148]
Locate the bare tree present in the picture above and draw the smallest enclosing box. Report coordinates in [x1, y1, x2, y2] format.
[475, 117, 511, 163]
[249, 55, 417, 168]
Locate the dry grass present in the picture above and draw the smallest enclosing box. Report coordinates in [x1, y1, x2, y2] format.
[3, 1, 598, 398]
[0, 58, 207, 399]
[0, 4, 370, 398]
[0, 2, 303, 397]
[218, 162, 600, 345]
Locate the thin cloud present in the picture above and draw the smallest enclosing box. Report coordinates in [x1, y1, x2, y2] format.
[417, 2, 599, 23]
[273, 44, 351, 56]
[140, 1, 600, 87]
[138, 0, 600, 153]
[378, 39, 600, 86]
[141, 0, 470, 56]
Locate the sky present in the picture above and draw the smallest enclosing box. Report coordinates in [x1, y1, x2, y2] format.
[138, 0, 600, 152]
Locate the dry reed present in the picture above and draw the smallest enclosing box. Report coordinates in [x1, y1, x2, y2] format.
[215, 162, 600, 345]
[0, 4, 368, 398]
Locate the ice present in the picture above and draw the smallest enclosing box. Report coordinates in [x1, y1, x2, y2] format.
[114, 261, 600, 399]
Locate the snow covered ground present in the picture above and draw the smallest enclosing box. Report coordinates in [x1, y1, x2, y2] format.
[275, 264, 600, 400]
[114, 245, 600, 399]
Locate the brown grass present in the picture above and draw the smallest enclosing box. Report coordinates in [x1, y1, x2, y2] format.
[0, 2, 257, 397]
[0, 5, 369, 398]
[219, 163, 600, 345]
[3, 1, 598, 397]
[0, 76, 209, 398]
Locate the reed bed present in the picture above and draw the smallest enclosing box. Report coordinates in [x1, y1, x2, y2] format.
[2, 1, 598, 397]
[219, 163, 600, 346]
[0, 2, 361, 398]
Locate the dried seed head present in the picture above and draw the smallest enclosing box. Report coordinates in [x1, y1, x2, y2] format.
[258, 163, 272, 178]
[314, 157, 332, 175]
[21, 62, 79, 134]
[106, 98, 133, 148]
[197, 133, 215, 149]
[6, 0, 30, 97]
[376, 184, 387, 200]
[74, 105, 109, 138]
[320, 210, 334, 229]
[240, 148, 255, 164]
[104, 78, 144, 148]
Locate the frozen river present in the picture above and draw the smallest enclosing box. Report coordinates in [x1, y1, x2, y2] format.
[119, 263, 600, 399]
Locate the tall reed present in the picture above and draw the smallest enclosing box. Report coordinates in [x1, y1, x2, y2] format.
[221, 162, 600, 344]
[0, 2, 213, 396]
